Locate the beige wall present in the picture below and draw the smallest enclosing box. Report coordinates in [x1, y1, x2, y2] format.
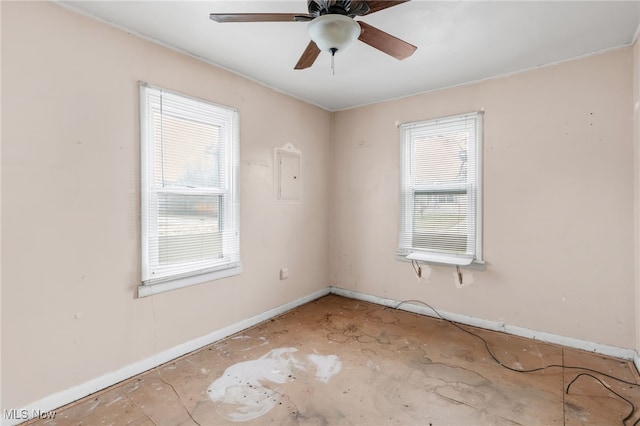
[1, 2, 330, 409]
[635, 38, 640, 353]
[332, 47, 635, 349]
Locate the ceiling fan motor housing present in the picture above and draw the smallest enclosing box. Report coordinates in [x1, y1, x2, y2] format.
[307, 0, 370, 18]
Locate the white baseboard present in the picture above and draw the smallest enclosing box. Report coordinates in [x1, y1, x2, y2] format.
[330, 286, 638, 362]
[5, 287, 331, 426]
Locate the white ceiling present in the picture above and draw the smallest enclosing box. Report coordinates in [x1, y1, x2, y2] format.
[57, 1, 640, 111]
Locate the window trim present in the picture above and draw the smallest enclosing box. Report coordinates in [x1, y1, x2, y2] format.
[398, 111, 483, 266]
[137, 266, 241, 298]
[138, 83, 240, 297]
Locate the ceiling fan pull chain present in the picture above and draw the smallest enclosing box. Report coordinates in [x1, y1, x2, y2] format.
[330, 47, 337, 75]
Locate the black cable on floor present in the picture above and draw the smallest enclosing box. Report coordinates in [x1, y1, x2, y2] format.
[393, 299, 639, 425]
[566, 373, 634, 424]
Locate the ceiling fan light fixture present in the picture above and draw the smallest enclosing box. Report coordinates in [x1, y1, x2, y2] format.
[307, 14, 361, 54]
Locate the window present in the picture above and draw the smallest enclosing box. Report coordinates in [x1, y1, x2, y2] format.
[398, 112, 483, 265]
[139, 84, 240, 296]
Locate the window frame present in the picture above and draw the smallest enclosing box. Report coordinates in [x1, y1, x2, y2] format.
[398, 111, 483, 266]
[138, 83, 241, 297]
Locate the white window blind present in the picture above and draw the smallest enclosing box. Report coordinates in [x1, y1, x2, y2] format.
[140, 84, 240, 290]
[398, 112, 482, 265]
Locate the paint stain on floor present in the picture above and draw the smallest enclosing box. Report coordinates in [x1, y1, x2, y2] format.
[207, 347, 341, 421]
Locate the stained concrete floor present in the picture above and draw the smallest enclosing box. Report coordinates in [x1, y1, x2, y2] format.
[27, 295, 640, 425]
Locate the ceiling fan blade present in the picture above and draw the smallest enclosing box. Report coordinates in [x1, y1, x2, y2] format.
[357, 21, 416, 60]
[364, 1, 410, 15]
[209, 13, 311, 23]
[294, 41, 321, 70]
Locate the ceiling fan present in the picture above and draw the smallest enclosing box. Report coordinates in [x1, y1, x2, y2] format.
[209, 0, 417, 70]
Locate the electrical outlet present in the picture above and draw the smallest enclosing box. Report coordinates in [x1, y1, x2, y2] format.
[280, 267, 289, 280]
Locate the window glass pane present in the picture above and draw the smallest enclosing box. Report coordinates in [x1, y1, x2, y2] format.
[157, 193, 223, 266]
[414, 131, 468, 185]
[412, 191, 468, 253]
[153, 112, 221, 189]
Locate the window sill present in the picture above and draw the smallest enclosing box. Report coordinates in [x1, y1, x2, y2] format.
[406, 251, 473, 265]
[397, 252, 486, 270]
[137, 264, 242, 298]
